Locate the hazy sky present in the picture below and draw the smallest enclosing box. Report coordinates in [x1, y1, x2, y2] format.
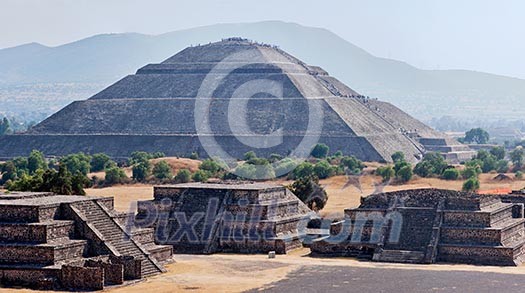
[1, 0, 524, 79]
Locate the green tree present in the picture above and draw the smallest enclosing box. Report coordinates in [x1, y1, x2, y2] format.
[510, 147, 525, 170]
[442, 168, 460, 180]
[414, 152, 448, 177]
[490, 146, 506, 160]
[0, 161, 18, 184]
[464, 128, 490, 144]
[268, 153, 283, 163]
[60, 153, 91, 175]
[72, 171, 90, 195]
[105, 167, 128, 185]
[313, 160, 335, 179]
[339, 156, 365, 175]
[391, 151, 405, 163]
[174, 169, 192, 183]
[189, 152, 199, 160]
[199, 159, 222, 176]
[27, 150, 47, 174]
[311, 143, 330, 159]
[90, 153, 111, 172]
[396, 165, 413, 183]
[288, 176, 328, 211]
[243, 151, 257, 161]
[192, 170, 209, 182]
[462, 167, 480, 180]
[496, 160, 510, 173]
[132, 161, 151, 182]
[376, 166, 395, 182]
[0, 117, 10, 135]
[462, 177, 480, 192]
[235, 164, 257, 179]
[152, 161, 173, 180]
[129, 151, 157, 165]
[292, 162, 315, 179]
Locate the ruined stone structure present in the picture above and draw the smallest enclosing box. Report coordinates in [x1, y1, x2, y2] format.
[0, 191, 172, 290]
[134, 182, 313, 254]
[311, 189, 525, 266]
[0, 38, 472, 163]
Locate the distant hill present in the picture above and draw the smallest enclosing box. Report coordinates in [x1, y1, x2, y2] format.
[1, 21, 525, 122]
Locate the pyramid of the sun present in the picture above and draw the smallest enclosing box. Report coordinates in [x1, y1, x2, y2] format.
[0, 38, 472, 162]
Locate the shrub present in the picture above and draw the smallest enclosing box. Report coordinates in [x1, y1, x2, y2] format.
[339, 156, 365, 175]
[199, 159, 223, 177]
[311, 143, 330, 159]
[90, 153, 111, 172]
[313, 160, 335, 179]
[391, 151, 405, 163]
[60, 153, 91, 175]
[268, 153, 283, 163]
[414, 152, 447, 177]
[288, 176, 328, 211]
[292, 162, 315, 179]
[396, 165, 413, 183]
[516, 171, 523, 180]
[490, 146, 506, 160]
[27, 150, 46, 174]
[132, 161, 151, 182]
[376, 166, 395, 182]
[496, 160, 510, 173]
[462, 167, 480, 180]
[189, 152, 199, 160]
[442, 168, 460, 180]
[243, 151, 257, 161]
[462, 177, 480, 192]
[152, 161, 173, 180]
[414, 161, 433, 178]
[104, 167, 128, 185]
[192, 170, 209, 182]
[234, 164, 257, 179]
[174, 169, 191, 183]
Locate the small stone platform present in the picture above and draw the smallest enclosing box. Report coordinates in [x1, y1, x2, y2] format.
[0, 191, 172, 290]
[134, 182, 314, 254]
[310, 189, 525, 266]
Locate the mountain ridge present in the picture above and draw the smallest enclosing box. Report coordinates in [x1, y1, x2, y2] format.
[1, 20, 524, 121]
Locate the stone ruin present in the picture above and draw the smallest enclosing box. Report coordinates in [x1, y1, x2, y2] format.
[311, 189, 525, 266]
[0, 191, 172, 291]
[0, 38, 473, 163]
[133, 182, 314, 254]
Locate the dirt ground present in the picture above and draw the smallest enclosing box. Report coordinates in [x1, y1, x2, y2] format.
[4, 250, 525, 293]
[88, 157, 200, 180]
[85, 172, 525, 217]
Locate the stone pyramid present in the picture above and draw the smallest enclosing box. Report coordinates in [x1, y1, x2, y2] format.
[0, 38, 472, 163]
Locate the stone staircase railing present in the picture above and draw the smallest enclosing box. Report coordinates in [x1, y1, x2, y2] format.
[71, 200, 165, 277]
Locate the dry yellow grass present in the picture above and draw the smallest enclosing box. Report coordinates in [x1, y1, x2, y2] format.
[87, 157, 201, 180]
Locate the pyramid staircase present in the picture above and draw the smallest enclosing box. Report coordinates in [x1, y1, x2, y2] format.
[70, 200, 165, 276]
[0, 192, 172, 290]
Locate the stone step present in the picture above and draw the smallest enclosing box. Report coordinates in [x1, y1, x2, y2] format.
[373, 250, 425, 264]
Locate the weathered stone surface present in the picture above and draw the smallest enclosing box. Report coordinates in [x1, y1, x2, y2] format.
[311, 188, 525, 266]
[0, 191, 172, 291]
[0, 38, 467, 162]
[135, 182, 313, 254]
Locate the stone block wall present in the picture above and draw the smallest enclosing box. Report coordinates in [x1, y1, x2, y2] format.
[61, 265, 104, 291]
